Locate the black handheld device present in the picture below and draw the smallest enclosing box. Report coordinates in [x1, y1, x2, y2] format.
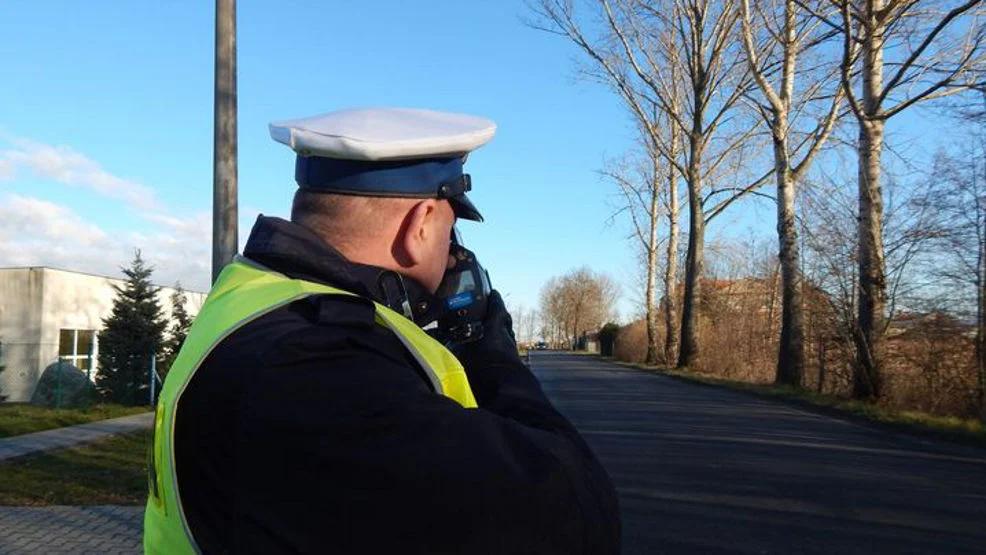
[433, 227, 491, 344]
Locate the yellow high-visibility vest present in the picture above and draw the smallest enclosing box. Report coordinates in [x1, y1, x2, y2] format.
[143, 258, 477, 554]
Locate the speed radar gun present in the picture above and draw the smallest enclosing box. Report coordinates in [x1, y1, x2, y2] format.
[434, 227, 492, 344]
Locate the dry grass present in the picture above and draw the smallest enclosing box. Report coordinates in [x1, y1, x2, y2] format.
[612, 282, 983, 420]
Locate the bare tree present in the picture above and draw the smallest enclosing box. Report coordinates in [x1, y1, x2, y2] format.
[512, 304, 542, 346]
[539, 276, 565, 347]
[663, 106, 682, 365]
[603, 148, 664, 363]
[513, 304, 528, 344]
[738, 0, 845, 386]
[532, 1, 684, 366]
[603, 110, 681, 364]
[801, 173, 860, 356]
[531, 0, 771, 369]
[924, 134, 986, 418]
[525, 309, 541, 346]
[822, 0, 986, 399]
[539, 267, 621, 348]
[802, 161, 951, 395]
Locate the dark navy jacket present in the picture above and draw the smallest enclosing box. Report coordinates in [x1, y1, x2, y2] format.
[174, 216, 621, 554]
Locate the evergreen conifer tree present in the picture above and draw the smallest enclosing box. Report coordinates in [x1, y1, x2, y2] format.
[160, 283, 193, 379]
[97, 251, 166, 405]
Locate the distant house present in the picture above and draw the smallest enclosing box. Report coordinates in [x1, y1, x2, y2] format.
[887, 310, 977, 339]
[663, 277, 834, 320]
[0, 267, 206, 403]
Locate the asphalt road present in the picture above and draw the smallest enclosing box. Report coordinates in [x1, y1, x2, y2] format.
[529, 351, 986, 555]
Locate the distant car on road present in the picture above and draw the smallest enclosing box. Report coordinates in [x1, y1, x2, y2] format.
[535, 341, 548, 350]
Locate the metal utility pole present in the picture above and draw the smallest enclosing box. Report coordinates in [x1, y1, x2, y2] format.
[212, 0, 238, 283]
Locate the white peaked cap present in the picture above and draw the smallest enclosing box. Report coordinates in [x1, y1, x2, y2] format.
[269, 107, 497, 161]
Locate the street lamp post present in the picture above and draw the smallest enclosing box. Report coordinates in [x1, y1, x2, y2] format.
[212, 0, 238, 283]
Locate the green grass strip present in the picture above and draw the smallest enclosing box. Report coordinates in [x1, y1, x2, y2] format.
[0, 430, 150, 506]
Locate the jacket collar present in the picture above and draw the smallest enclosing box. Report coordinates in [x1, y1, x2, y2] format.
[242, 215, 442, 323]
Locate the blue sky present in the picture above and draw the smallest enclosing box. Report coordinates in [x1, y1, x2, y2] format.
[0, 1, 952, 323]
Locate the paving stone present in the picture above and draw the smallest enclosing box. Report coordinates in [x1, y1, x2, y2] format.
[0, 505, 142, 554]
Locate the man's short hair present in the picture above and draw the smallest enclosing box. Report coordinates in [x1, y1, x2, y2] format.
[291, 190, 414, 245]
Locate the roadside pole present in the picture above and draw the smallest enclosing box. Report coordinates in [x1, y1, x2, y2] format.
[85, 342, 94, 411]
[149, 355, 157, 406]
[55, 359, 62, 409]
[213, 0, 238, 283]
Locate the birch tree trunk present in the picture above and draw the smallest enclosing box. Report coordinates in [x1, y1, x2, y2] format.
[978, 238, 985, 419]
[855, 119, 886, 398]
[854, 7, 887, 398]
[978, 180, 986, 419]
[773, 0, 807, 389]
[773, 0, 804, 387]
[739, 0, 846, 387]
[646, 157, 661, 365]
[678, 131, 704, 369]
[664, 126, 680, 365]
[775, 132, 806, 386]
[977, 108, 985, 420]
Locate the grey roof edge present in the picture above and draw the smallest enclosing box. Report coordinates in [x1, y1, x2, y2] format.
[0, 266, 208, 295]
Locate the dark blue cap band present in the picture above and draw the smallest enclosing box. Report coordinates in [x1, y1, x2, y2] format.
[295, 155, 464, 197]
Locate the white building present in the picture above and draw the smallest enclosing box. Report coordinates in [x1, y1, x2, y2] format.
[0, 267, 206, 403]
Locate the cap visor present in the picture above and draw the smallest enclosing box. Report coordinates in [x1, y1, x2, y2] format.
[450, 193, 483, 222]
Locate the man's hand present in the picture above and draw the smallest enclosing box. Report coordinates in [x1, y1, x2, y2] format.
[453, 290, 523, 372]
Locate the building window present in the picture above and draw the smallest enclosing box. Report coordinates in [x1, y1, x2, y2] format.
[58, 329, 96, 372]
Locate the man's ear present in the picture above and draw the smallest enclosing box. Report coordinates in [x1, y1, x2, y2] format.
[395, 200, 437, 267]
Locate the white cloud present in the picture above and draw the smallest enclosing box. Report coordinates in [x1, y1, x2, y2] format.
[0, 194, 112, 274]
[0, 194, 213, 292]
[0, 134, 272, 293]
[0, 132, 215, 290]
[133, 211, 213, 291]
[0, 194, 107, 243]
[0, 136, 159, 210]
[144, 211, 211, 241]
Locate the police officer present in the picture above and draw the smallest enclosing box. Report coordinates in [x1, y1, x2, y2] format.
[144, 107, 621, 554]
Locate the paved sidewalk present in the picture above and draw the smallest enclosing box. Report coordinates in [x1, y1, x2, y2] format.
[0, 505, 142, 554]
[0, 412, 154, 461]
